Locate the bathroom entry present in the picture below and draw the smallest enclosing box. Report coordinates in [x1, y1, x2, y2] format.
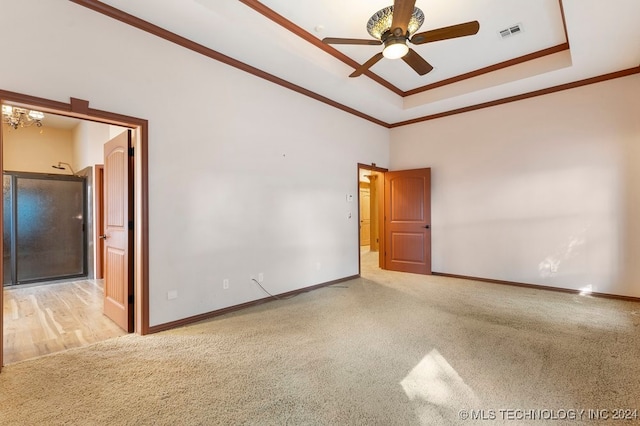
[3, 172, 87, 285]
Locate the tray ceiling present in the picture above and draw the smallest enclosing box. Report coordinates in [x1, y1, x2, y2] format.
[75, 0, 640, 126]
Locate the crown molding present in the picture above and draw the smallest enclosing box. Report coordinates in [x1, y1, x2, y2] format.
[69, 1, 639, 129]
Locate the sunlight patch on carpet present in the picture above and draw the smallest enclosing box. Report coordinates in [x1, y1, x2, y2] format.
[400, 349, 478, 410]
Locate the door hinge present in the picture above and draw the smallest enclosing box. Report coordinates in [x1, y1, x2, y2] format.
[128, 294, 134, 304]
[128, 147, 134, 157]
[128, 220, 134, 230]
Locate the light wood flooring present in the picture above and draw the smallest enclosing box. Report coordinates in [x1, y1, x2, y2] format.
[3, 279, 127, 364]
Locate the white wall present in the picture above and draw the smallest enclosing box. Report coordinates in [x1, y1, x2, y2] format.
[3, 126, 74, 174]
[391, 75, 640, 297]
[72, 121, 109, 172]
[72, 120, 127, 171]
[0, 0, 389, 326]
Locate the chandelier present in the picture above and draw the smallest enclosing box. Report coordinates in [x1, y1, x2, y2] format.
[2, 105, 45, 129]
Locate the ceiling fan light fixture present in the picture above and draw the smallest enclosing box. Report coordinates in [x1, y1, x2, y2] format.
[383, 39, 409, 59]
[324, 5, 480, 78]
[367, 5, 425, 40]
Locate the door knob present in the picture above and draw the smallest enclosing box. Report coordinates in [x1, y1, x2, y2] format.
[423, 225, 430, 229]
[99, 234, 108, 239]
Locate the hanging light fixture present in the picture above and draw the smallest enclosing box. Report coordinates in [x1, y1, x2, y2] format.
[366, 5, 425, 59]
[2, 105, 45, 129]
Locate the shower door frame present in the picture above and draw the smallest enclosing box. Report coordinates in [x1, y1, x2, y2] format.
[3, 171, 88, 286]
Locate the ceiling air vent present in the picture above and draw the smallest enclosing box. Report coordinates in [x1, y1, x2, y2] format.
[499, 23, 523, 39]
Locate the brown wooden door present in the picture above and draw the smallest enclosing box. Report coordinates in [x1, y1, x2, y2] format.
[103, 131, 134, 332]
[359, 185, 371, 246]
[384, 168, 431, 274]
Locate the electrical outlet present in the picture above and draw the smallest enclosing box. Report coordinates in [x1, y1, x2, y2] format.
[167, 290, 178, 300]
[223, 279, 229, 290]
[258, 273, 264, 283]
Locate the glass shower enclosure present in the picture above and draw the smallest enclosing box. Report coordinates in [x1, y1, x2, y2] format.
[3, 172, 87, 286]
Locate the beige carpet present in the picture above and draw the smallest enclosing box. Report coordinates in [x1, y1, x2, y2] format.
[2, 252, 640, 425]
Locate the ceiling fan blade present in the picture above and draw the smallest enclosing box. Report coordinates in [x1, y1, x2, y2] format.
[391, 0, 417, 35]
[411, 21, 480, 45]
[402, 49, 434, 76]
[349, 52, 384, 78]
[322, 37, 382, 46]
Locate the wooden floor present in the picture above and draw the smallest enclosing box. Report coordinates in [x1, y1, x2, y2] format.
[3, 279, 127, 365]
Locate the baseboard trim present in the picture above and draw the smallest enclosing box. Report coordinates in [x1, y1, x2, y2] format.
[432, 272, 640, 302]
[147, 275, 359, 334]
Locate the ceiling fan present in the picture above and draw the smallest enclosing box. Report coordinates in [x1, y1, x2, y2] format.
[322, 0, 480, 77]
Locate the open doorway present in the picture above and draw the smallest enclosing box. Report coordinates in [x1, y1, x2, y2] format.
[2, 107, 128, 363]
[0, 93, 149, 370]
[357, 164, 387, 276]
[357, 164, 433, 278]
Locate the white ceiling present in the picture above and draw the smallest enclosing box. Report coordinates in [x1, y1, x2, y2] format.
[40, 113, 81, 130]
[84, 0, 640, 125]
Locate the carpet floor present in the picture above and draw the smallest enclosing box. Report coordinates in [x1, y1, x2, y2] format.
[2, 253, 640, 425]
